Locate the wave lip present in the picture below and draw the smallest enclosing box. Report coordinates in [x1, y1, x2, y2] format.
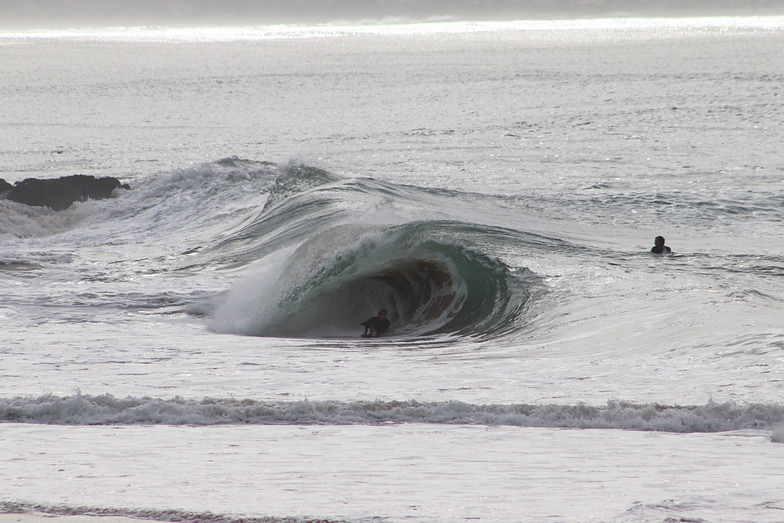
[2, 394, 783, 437]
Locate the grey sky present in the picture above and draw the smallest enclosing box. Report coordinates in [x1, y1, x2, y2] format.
[2, 0, 783, 28]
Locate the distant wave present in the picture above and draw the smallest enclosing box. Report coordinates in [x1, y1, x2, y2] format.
[2, 394, 782, 438]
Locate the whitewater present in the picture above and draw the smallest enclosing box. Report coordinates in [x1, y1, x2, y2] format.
[1, 17, 784, 523]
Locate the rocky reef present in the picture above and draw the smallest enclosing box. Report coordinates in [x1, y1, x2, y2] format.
[0, 175, 130, 211]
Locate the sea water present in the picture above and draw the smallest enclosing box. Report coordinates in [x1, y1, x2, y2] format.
[1, 18, 784, 523]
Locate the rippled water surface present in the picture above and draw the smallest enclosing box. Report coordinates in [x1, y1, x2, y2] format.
[2, 18, 784, 523]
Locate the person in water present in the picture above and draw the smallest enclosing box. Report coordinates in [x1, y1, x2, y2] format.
[651, 236, 672, 254]
[361, 309, 390, 338]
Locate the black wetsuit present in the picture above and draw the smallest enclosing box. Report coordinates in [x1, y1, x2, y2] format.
[361, 316, 390, 337]
[651, 245, 671, 254]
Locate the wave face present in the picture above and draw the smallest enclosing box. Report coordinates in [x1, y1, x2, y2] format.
[210, 163, 541, 339]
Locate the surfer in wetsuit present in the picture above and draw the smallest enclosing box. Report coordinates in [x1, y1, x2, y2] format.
[651, 236, 672, 254]
[361, 309, 390, 338]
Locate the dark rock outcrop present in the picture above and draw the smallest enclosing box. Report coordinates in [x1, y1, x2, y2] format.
[0, 175, 129, 211]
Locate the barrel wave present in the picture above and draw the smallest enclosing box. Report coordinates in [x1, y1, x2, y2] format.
[210, 163, 539, 339]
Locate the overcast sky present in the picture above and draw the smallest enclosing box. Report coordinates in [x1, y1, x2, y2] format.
[2, 0, 783, 28]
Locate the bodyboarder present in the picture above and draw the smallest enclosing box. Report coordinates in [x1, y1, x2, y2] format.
[361, 309, 390, 338]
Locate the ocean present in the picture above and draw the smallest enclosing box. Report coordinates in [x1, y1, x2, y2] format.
[1, 17, 784, 522]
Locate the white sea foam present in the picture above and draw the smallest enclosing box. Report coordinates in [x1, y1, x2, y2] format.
[0, 187, 128, 238]
[2, 394, 783, 436]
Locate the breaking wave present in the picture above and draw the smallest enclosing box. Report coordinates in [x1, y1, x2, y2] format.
[213, 221, 537, 338]
[2, 394, 783, 438]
